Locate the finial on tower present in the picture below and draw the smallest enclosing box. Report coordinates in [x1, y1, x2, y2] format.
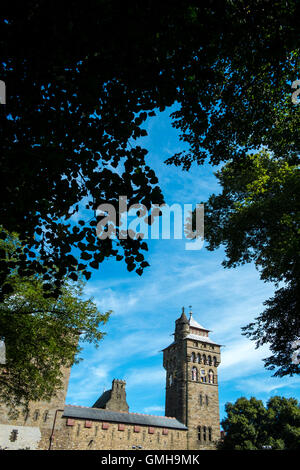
[178, 307, 188, 324]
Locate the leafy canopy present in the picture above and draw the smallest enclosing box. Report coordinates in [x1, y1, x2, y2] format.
[201, 152, 300, 376]
[220, 396, 300, 450]
[1, 1, 299, 297]
[0, 231, 110, 412]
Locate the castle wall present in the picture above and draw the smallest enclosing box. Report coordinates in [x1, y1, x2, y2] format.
[0, 365, 71, 450]
[0, 424, 41, 450]
[50, 413, 188, 450]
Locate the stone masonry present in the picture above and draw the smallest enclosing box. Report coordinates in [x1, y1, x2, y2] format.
[163, 308, 221, 450]
[93, 379, 129, 413]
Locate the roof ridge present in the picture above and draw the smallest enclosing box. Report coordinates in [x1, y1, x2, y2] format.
[65, 404, 176, 420]
[128, 411, 176, 420]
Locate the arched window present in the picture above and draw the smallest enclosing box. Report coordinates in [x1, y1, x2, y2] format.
[213, 356, 217, 367]
[192, 367, 198, 381]
[203, 354, 207, 364]
[203, 426, 207, 441]
[208, 427, 212, 441]
[197, 353, 201, 363]
[208, 370, 214, 384]
[191, 352, 196, 363]
[208, 355, 212, 365]
[199, 393, 203, 406]
[197, 426, 201, 441]
[206, 395, 209, 406]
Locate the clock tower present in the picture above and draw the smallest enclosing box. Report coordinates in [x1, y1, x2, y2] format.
[163, 307, 221, 449]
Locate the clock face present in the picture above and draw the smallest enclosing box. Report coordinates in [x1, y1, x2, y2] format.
[200, 369, 206, 376]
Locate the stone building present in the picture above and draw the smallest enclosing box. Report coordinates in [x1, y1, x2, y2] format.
[163, 308, 221, 449]
[0, 308, 222, 450]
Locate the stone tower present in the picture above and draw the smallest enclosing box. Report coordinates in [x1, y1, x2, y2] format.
[163, 308, 221, 449]
[92, 379, 129, 413]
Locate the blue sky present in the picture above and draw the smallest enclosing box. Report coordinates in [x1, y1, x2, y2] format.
[65, 107, 300, 423]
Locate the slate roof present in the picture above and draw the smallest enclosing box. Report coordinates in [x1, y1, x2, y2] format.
[92, 389, 111, 409]
[163, 333, 221, 350]
[177, 311, 189, 324]
[185, 333, 220, 346]
[63, 405, 188, 430]
[188, 315, 207, 330]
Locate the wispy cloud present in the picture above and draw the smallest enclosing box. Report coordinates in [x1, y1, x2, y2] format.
[236, 376, 300, 395]
[218, 339, 270, 382]
[143, 405, 165, 414]
[125, 367, 165, 389]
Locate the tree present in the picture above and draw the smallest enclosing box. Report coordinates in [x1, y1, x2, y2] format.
[220, 396, 300, 450]
[196, 152, 299, 376]
[0, 231, 110, 413]
[1, 1, 299, 297]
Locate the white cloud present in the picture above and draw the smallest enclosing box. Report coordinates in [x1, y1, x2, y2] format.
[218, 339, 270, 382]
[68, 252, 278, 408]
[236, 376, 300, 395]
[125, 367, 165, 388]
[143, 405, 165, 414]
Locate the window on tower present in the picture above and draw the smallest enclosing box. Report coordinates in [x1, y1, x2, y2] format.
[192, 367, 198, 381]
[197, 426, 201, 441]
